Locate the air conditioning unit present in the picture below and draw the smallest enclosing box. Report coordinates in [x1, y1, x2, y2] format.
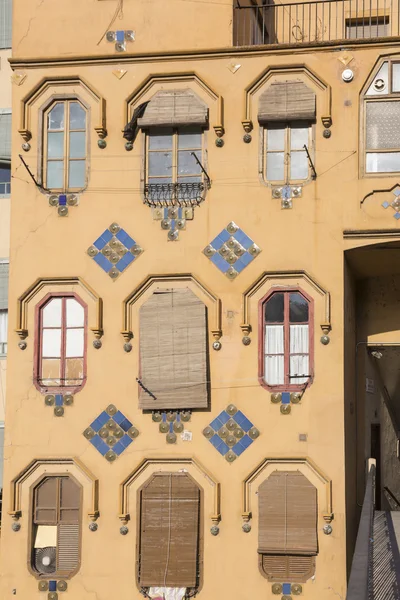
[34, 546, 56, 574]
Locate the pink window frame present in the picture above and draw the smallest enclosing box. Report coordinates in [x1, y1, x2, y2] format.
[258, 287, 314, 392]
[34, 292, 88, 394]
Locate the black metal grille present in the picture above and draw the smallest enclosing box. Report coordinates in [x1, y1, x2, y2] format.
[233, 0, 393, 47]
[144, 182, 207, 207]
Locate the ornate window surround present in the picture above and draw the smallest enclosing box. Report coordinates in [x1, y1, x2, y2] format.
[15, 276, 104, 349]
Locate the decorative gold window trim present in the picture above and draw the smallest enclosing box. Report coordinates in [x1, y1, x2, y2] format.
[242, 457, 333, 527]
[242, 65, 332, 134]
[9, 457, 99, 522]
[125, 72, 224, 139]
[240, 270, 331, 341]
[16, 276, 103, 343]
[119, 457, 221, 528]
[121, 273, 222, 345]
[18, 75, 106, 143]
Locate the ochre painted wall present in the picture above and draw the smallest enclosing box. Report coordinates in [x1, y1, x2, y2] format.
[3, 0, 400, 598]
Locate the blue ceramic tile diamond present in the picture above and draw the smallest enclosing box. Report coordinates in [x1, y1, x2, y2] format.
[203, 405, 259, 462]
[203, 222, 261, 279]
[381, 188, 400, 220]
[84, 404, 139, 461]
[88, 223, 143, 279]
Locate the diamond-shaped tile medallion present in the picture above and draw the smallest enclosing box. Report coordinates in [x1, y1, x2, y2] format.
[203, 404, 259, 462]
[87, 223, 143, 279]
[83, 404, 139, 462]
[203, 222, 261, 279]
[381, 186, 400, 219]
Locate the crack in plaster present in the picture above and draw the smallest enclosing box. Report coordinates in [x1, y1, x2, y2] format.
[15, 0, 46, 51]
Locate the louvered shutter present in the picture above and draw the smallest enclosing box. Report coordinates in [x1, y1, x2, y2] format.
[138, 288, 209, 410]
[0, 0, 11, 49]
[0, 262, 9, 310]
[258, 81, 316, 123]
[56, 477, 80, 573]
[260, 554, 315, 582]
[258, 472, 317, 582]
[137, 89, 208, 128]
[139, 473, 201, 588]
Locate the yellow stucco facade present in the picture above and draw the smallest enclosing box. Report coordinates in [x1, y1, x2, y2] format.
[3, 0, 400, 598]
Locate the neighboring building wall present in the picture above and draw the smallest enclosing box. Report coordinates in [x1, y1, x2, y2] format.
[2, 0, 400, 597]
[0, 0, 12, 499]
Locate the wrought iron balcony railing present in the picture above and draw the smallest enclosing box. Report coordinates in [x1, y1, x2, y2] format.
[234, 0, 395, 47]
[144, 182, 207, 208]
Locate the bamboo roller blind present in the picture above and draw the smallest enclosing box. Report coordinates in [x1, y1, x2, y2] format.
[138, 472, 201, 588]
[258, 81, 316, 123]
[258, 471, 317, 582]
[138, 89, 209, 128]
[139, 288, 209, 410]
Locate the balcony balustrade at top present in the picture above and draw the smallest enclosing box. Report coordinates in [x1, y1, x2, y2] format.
[233, 0, 398, 47]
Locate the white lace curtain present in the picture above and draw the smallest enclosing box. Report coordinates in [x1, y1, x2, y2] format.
[265, 324, 309, 385]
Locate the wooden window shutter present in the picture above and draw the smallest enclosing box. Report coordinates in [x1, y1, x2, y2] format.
[138, 287, 209, 410]
[32, 476, 81, 577]
[258, 81, 316, 123]
[258, 471, 317, 583]
[138, 472, 201, 589]
[137, 89, 209, 128]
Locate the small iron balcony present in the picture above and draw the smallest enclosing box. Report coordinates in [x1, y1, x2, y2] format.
[143, 182, 207, 208]
[234, 0, 395, 47]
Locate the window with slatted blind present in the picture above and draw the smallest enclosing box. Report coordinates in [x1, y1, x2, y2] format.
[31, 476, 81, 578]
[258, 471, 317, 582]
[137, 472, 202, 593]
[138, 288, 209, 410]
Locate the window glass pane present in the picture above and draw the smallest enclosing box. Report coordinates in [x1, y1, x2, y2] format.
[290, 324, 309, 353]
[47, 161, 64, 189]
[65, 358, 84, 386]
[265, 355, 284, 385]
[366, 152, 400, 172]
[42, 299, 62, 327]
[68, 160, 86, 188]
[69, 132, 85, 159]
[265, 325, 284, 354]
[48, 103, 64, 130]
[266, 153, 284, 181]
[59, 508, 80, 522]
[290, 151, 308, 180]
[265, 293, 284, 322]
[41, 359, 61, 386]
[366, 101, 400, 149]
[148, 130, 173, 150]
[47, 132, 64, 159]
[178, 151, 202, 175]
[267, 127, 285, 151]
[42, 329, 62, 358]
[69, 102, 86, 129]
[289, 293, 309, 322]
[66, 329, 84, 358]
[148, 152, 172, 177]
[60, 477, 80, 508]
[393, 64, 400, 92]
[290, 126, 309, 150]
[36, 478, 57, 508]
[66, 299, 84, 327]
[289, 355, 309, 384]
[178, 129, 202, 149]
[0, 165, 10, 184]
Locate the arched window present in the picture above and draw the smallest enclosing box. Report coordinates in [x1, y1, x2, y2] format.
[363, 59, 400, 174]
[137, 472, 202, 597]
[35, 294, 87, 392]
[31, 475, 81, 578]
[259, 289, 313, 391]
[44, 100, 87, 191]
[258, 471, 317, 582]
